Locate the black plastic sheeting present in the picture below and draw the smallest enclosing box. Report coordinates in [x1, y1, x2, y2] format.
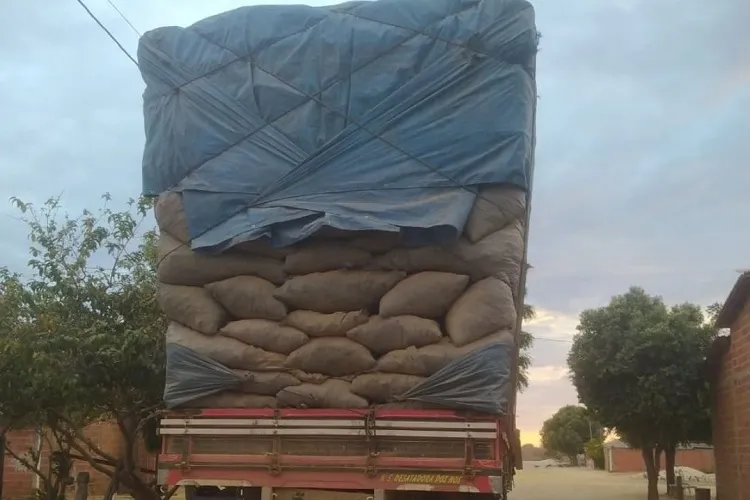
[164, 340, 514, 415]
[138, 0, 537, 251]
[399, 342, 513, 414]
[164, 343, 245, 408]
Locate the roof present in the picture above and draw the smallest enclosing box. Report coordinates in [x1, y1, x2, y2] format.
[715, 272, 750, 329]
[603, 440, 628, 449]
[603, 440, 713, 451]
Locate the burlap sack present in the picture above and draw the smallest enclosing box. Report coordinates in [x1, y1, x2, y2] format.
[283, 244, 372, 274]
[285, 338, 376, 376]
[233, 370, 301, 396]
[288, 370, 329, 384]
[155, 192, 191, 243]
[371, 222, 524, 286]
[283, 310, 369, 337]
[157, 283, 228, 334]
[276, 379, 368, 409]
[379, 272, 469, 318]
[376, 401, 447, 410]
[221, 319, 309, 354]
[167, 322, 286, 371]
[206, 276, 287, 320]
[274, 270, 406, 313]
[375, 331, 515, 376]
[347, 231, 402, 254]
[346, 316, 443, 355]
[157, 233, 286, 286]
[221, 320, 308, 355]
[454, 222, 524, 286]
[464, 185, 526, 243]
[232, 240, 291, 260]
[445, 278, 517, 346]
[350, 373, 426, 403]
[370, 246, 465, 275]
[287, 371, 356, 384]
[184, 392, 277, 409]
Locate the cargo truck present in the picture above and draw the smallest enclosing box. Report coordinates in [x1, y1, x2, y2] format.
[142, 0, 537, 497]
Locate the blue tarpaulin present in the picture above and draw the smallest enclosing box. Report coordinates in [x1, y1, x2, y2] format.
[138, 0, 537, 251]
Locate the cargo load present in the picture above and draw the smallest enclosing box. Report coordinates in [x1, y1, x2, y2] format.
[139, 0, 537, 417]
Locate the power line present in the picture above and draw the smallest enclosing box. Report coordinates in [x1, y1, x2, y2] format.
[74, 0, 138, 67]
[533, 336, 574, 344]
[105, 0, 141, 36]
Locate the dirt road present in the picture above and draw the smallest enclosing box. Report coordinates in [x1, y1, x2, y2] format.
[511, 466, 698, 500]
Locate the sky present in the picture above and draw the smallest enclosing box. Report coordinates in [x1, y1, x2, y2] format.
[1, 0, 749, 446]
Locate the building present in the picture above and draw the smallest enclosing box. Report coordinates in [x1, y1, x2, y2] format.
[710, 271, 750, 500]
[603, 440, 715, 474]
[1, 422, 156, 499]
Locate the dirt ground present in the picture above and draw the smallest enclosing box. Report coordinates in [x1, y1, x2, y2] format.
[511, 465, 716, 500]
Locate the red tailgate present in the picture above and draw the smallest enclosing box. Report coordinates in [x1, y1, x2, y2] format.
[158, 409, 510, 494]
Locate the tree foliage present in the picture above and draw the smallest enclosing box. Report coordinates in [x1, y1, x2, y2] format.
[584, 437, 605, 470]
[540, 405, 602, 465]
[706, 302, 723, 324]
[518, 287, 536, 393]
[0, 196, 168, 500]
[567, 287, 714, 499]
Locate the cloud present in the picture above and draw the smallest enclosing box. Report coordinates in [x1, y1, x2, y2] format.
[528, 365, 569, 384]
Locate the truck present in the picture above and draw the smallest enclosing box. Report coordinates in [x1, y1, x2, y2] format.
[142, 0, 537, 498]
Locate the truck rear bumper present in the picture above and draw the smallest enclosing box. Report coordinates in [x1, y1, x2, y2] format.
[158, 409, 512, 495]
[159, 467, 506, 494]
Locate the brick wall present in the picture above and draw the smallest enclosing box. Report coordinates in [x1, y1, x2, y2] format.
[2, 429, 37, 499]
[2, 422, 156, 500]
[606, 447, 715, 474]
[713, 298, 750, 499]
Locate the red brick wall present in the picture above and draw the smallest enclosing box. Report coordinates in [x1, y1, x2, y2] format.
[2, 429, 37, 499]
[606, 447, 715, 473]
[713, 299, 750, 500]
[2, 422, 156, 500]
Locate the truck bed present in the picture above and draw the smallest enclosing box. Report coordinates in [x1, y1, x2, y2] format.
[158, 408, 512, 497]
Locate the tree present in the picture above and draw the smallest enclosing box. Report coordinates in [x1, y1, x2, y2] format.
[567, 287, 714, 500]
[0, 196, 169, 500]
[540, 405, 602, 466]
[706, 302, 723, 323]
[520, 443, 546, 462]
[517, 304, 536, 392]
[584, 437, 605, 470]
[518, 288, 536, 393]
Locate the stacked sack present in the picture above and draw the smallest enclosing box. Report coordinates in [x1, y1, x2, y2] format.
[156, 185, 525, 410]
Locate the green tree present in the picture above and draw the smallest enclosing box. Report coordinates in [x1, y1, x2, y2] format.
[517, 295, 535, 393]
[584, 437, 605, 470]
[540, 405, 602, 466]
[567, 287, 714, 500]
[706, 302, 723, 323]
[0, 196, 169, 500]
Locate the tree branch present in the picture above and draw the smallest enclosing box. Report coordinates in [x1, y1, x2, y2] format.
[114, 413, 136, 474]
[67, 454, 155, 475]
[65, 437, 117, 478]
[50, 414, 119, 465]
[3, 439, 54, 490]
